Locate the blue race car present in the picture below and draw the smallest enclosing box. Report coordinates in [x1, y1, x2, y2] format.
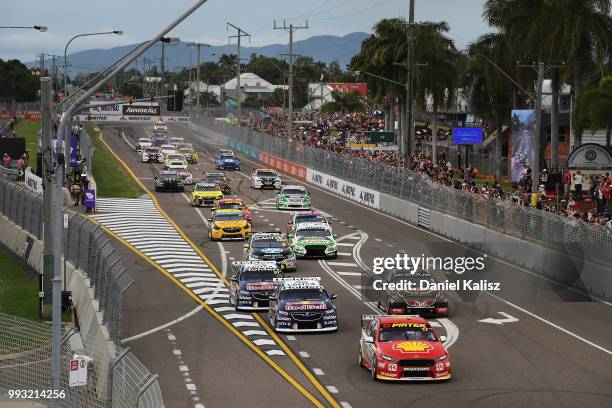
[216, 152, 240, 170]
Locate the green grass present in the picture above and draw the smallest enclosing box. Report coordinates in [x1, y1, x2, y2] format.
[15, 120, 40, 173]
[0, 248, 40, 321]
[85, 123, 144, 198]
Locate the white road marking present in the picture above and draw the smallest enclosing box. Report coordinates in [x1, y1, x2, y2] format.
[122, 305, 204, 344]
[326, 386, 339, 394]
[336, 243, 354, 247]
[265, 350, 286, 356]
[186, 384, 197, 391]
[223, 313, 254, 320]
[338, 271, 362, 277]
[286, 335, 297, 341]
[340, 402, 353, 408]
[326, 261, 359, 267]
[173, 350, 182, 356]
[337, 252, 352, 256]
[313, 368, 325, 376]
[485, 292, 612, 355]
[179, 365, 189, 372]
[299, 351, 310, 358]
[478, 312, 519, 325]
[252, 339, 276, 346]
[243, 330, 268, 336]
[232, 321, 260, 328]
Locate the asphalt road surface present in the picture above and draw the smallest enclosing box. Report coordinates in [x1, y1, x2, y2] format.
[96, 121, 612, 408]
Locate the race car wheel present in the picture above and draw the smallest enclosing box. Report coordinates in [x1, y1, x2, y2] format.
[370, 359, 377, 380]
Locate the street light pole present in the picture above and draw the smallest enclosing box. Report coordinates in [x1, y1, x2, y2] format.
[0, 25, 47, 31]
[52, 2, 209, 405]
[63, 30, 123, 98]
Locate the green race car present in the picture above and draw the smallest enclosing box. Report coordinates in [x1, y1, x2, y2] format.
[276, 185, 311, 210]
[289, 222, 337, 259]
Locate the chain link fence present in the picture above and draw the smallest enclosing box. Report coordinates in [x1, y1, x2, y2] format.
[0, 177, 163, 407]
[192, 114, 612, 267]
[79, 126, 95, 177]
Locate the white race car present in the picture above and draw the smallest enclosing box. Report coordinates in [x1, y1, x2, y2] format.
[160, 144, 177, 159]
[251, 169, 281, 189]
[177, 170, 194, 185]
[135, 137, 152, 152]
[153, 120, 168, 133]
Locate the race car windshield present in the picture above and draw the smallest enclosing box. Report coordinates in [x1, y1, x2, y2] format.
[283, 189, 306, 195]
[206, 176, 225, 183]
[379, 327, 437, 342]
[219, 203, 243, 209]
[214, 213, 244, 221]
[296, 229, 330, 238]
[256, 172, 277, 177]
[178, 148, 192, 153]
[241, 270, 280, 282]
[219, 155, 233, 160]
[252, 239, 289, 249]
[145, 147, 159, 153]
[280, 288, 327, 302]
[296, 215, 325, 224]
[160, 175, 177, 181]
[138, 139, 150, 143]
[167, 155, 183, 161]
[194, 185, 218, 192]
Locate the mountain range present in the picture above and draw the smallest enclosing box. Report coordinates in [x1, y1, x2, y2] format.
[29, 32, 370, 75]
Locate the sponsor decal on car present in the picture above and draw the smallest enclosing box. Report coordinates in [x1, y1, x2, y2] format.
[285, 302, 326, 311]
[393, 341, 433, 353]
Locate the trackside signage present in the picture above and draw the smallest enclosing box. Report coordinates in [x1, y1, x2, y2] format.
[122, 104, 160, 116]
[24, 168, 43, 193]
[307, 168, 380, 209]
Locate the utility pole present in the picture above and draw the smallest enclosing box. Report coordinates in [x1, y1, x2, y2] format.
[188, 42, 210, 109]
[406, 0, 415, 164]
[227, 23, 250, 126]
[275, 20, 308, 142]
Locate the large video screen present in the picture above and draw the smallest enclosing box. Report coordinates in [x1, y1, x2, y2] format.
[511, 110, 536, 183]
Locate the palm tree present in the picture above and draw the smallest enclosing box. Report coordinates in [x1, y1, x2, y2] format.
[412, 22, 461, 162]
[484, 0, 612, 165]
[466, 32, 514, 179]
[575, 76, 612, 146]
[351, 19, 460, 161]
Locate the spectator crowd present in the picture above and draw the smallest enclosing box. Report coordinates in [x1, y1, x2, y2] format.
[250, 108, 612, 230]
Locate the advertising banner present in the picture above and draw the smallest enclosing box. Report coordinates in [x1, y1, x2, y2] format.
[260, 151, 307, 180]
[70, 134, 79, 167]
[83, 189, 96, 210]
[122, 104, 160, 116]
[307, 168, 380, 209]
[24, 168, 43, 193]
[327, 83, 368, 96]
[510, 110, 536, 183]
[87, 102, 159, 116]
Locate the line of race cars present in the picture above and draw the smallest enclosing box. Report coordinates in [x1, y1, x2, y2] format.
[139, 120, 452, 382]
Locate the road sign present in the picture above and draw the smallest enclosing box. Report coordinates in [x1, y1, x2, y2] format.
[68, 356, 90, 387]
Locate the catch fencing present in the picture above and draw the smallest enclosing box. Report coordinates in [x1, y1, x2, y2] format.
[0, 177, 163, 407]
[192, 114, 612, 267]
[79, 126, 95, 177]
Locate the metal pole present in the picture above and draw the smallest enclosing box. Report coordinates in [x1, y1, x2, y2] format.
[41, 77, 53, 320]
[288, 25, 294, 141]
[196, 45, 201, 108]
[405, 0, 415, 163]
[53, 2, 209, 406]
[160, 42, 165, 97]
[237, 34, 241, 125]
[533, 61, 544, 189]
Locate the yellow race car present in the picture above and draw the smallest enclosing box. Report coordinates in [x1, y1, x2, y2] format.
[191, 182, 223, 207]
[178, 147, 198, 164]
[208, 209, 251, 241]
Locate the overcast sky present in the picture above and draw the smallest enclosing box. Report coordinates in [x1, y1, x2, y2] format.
[2, 0, 490, 62]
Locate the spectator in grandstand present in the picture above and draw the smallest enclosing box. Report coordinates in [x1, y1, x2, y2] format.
[2, 153, 11, 168]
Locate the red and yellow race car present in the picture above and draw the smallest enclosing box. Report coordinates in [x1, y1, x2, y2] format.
[359, 314, 451, 381]
[211, 198, 252, 223]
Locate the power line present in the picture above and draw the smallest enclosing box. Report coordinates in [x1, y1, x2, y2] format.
[311, 0, 393, 21]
